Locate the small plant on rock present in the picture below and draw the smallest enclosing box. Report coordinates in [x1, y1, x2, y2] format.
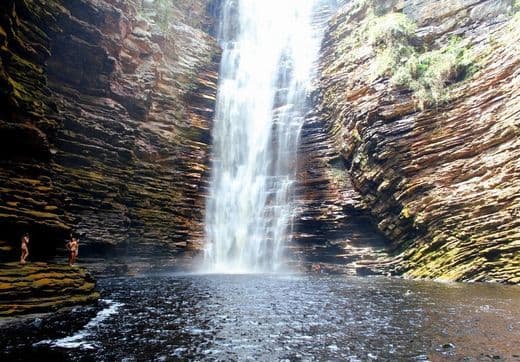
[391, 36, 477, 107]
[365, 12, 417, 78]
[153, 0, 174, 31]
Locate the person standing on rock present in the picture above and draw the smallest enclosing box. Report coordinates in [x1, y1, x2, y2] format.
[67, 234, 79, 267]
[20, 233, 30, 265]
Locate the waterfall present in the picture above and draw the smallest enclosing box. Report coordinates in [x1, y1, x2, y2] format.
[203, 0, 334, 273]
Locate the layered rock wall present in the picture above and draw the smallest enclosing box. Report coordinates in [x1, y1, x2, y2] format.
[0, 262, 99, 316]
[0, 0, 219, 257]
[317, 0, 520, 282]
[2, 0, 519, 283]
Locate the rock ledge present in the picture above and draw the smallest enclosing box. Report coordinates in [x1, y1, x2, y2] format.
[0, 262, 99, 316]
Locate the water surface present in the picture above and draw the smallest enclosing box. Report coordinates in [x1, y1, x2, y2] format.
[3, 273, 518, 361]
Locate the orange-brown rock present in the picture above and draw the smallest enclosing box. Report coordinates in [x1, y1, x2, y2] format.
[0, 262, 99, 316]
[315, 0, 520, 282]
[0, 0, 219, 256]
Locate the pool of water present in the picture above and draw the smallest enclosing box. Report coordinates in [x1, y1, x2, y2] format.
[2, 272, 519, 361]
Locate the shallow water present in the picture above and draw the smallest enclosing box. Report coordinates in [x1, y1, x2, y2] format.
[2, 273, 520, 361]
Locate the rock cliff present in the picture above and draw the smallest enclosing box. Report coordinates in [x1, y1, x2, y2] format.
[315, 0, 520, 282]
[0, 0, 219, 257]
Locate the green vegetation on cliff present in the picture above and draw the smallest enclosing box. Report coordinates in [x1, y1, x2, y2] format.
[335, 3, 477, 108]
[391, 36, 476, 107]
[368, 13, 477, 107]
[148, 0, 174, 31]
[365, 13, 416, 77]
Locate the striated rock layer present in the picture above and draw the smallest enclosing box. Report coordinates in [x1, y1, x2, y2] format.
[316, 0, 520, 282]
[292, 0, 390, 273]
[0, 0, 219, 256]
[294, 110, 389, 271]
[0, 262, 99, 316]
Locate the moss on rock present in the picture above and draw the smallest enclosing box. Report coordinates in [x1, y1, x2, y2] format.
[0, 262, 99, 316]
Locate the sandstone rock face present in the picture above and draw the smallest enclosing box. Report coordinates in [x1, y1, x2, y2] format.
[1, 0, 518, 284]
[295, 111, 389, 271]
[0, 262, 99, 316]
[0, 0, 219, 256]
[316, 0, 520, 282]
[292, 1, 390, 272]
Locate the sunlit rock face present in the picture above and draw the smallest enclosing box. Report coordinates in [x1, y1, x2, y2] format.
[316, 0, 520, 282]
[0, 0, 219, 256]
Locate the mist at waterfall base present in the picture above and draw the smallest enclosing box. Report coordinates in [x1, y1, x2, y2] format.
[202, 0, 330, 273]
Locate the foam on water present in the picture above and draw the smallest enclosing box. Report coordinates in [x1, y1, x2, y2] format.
[35, 299, 123, 350]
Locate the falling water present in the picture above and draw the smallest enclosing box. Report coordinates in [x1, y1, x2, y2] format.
[204, 0, 334, 273]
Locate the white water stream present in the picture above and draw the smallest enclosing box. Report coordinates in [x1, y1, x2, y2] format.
[204, 0, 333, 273]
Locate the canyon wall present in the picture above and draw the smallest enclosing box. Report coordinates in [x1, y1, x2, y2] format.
[0, 0, 219, 257]
[314, 0, 519, 282]
[1, 0, 518, 283]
